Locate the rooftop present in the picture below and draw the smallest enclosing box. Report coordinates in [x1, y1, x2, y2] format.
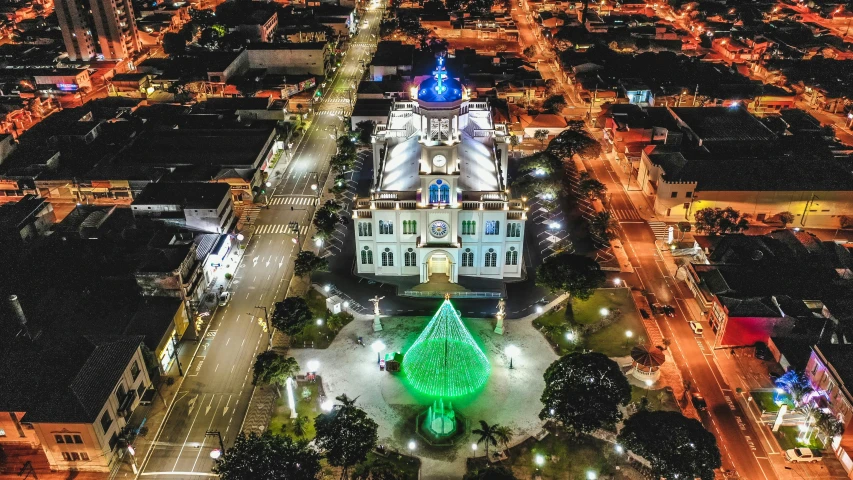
[133, 182, 231, 209]
[669, 107, 777, 145]
[121, 128, 275, 168]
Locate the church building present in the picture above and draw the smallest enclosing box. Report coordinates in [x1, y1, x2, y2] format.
[353, 57, 526, 283]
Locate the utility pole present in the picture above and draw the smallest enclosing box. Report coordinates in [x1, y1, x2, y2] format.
[588, 82, 598, 122]
[205, 430, 226, 458]
[692, 84, 699, 106]
[254, 305, 273, 346]
[171, 334, 184, 377]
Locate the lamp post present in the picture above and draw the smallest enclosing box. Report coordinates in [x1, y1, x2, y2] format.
[206, 430, 225, 459]
[644, 379, 653, 398]
[255, 305, 273, 346]
[505, 344, 520, 369]
[624, 329, 633, 348]
[372, 340, 385, 364]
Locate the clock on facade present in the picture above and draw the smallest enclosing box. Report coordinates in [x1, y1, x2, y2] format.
[430, 220, 449, 238]
[432, 154, 447, 167]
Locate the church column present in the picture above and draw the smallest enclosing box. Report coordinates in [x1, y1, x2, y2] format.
[450, 260, 458, 284]
[421, 258, 428, 283]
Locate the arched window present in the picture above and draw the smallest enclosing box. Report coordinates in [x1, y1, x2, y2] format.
[429, 184, 439, 204]
[379, 221, 393, 235]
[361, 246, 373, 265]
[485, 221, 500, 235]
[485, 248, 497, 267]
[405, 248, 416, 266]
[462, 221, 477, 235]
[403, 220, 417, 235]
[440, 184, 450, 203]
[507, 223, 521, 238]
[462, 248, 473, 267]
[358, 222, 373, 237]
[505, 247, 518, 265]
[382, 248, 394, 266]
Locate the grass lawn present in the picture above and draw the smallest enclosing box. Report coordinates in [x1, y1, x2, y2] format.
[532, 302, 578, 355]
[775, 425, 824, 451]
[268, 382, 322, 440]
[631, 385, 680, 412]
[290, 290, 352, 349]
[752, 390, 794, 413]
[467, 430, 621, 479]
[581, 290, 646, 357]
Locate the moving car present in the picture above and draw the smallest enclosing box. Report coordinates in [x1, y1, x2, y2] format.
[689, 321, 703, 335]
[218, 292, 232, 306]
[691, 393, 707, 411]
[785, 448, 822, 463]
[661, 304, 676, 317]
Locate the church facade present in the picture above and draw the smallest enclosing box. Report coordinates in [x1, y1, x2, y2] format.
[353, 58, 526, 283]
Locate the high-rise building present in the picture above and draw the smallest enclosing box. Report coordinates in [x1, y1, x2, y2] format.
[55, 0, 140, 62]
[54, 0, 96, 61]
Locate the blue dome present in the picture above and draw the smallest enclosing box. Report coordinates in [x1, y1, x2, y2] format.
[417, 57, 464, 102]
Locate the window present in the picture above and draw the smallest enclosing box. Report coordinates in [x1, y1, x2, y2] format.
[403, 220, 417, 235]
[484, 248, 497, 267]
[0, 429, 6, 437]
[462, 220, 477, 235]
[358, 222, 373, 236]
[130, 361, 140, 380]
[381, 248, 394, 266]
[55, 434, 65, 444]
[62, 452, 72, 461]
[671, 192, 678, 198]
[80, 452, 89, 461]
[505, 247, 518, 265]
[429, 181, 451, 204]
[361, 247, 373, 265]
[812, 362, 819, 376]
[462, 248, 473, 267]
[115, 384, 126, 406]
[137, 383, 147, 398]
[100, 412, 113, 434]
[64, 435, 74, 444]
[685, 191, 693, 198]
[507, 223, 521, 238]
[485, 221, 500, 235]
[404, 248, 416, 266]
[73, 435, 83, 444]
[378, 220, 393, 235]
[108, 433, 119, 451]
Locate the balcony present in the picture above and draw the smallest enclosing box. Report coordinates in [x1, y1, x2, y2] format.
[117, 390, 137, 418]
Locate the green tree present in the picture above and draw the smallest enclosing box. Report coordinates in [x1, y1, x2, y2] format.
[775, 370, 814, 407]
[352, 455, 406, 480]
[542, 94, 567, 114]
[693, 207, 750, 234]
[313, 206, 341, 237]
[314, 394, 378, 480]
[509, 134, 520, 152]
[291, 416, 310, 438]
[463, 465, 518, 480]
[546, 128, 602, 160]
[618, 410, 721, 480]
[588, 211, 619, 242]
[814, 410, 844, 438]
[577, 172, 607, 200]
[294, 251, 329, 277]
[533, 129, 549, 148]
[472, 420, 500, 460]
[494, 425, 513, 452]
[271, 297, 312, 335]
[778, 211, 795, 228]
[355, 120, 376, 144]
[523, 45, 537, 58]
[540, 352, 632, 434]
[212, 431, 321, 480]
[252, 351, 298, 387]
[536, 252, 605, 299]
[162, 32, 186, 55]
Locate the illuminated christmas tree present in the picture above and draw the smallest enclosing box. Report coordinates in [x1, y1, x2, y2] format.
[403, 297, 491, 398]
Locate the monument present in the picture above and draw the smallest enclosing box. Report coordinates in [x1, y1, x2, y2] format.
[494, 298, 506, 335]
[369, 295, 384, 332]
[403, 294, 490, 398]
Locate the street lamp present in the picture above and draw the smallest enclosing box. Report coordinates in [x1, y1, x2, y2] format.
[505, 344, 520, 369]
[565, 330, 575, 342]
[408, 440, 416, 452]
[644, 379, 653, 398]
[534, 454, 545, 467]
[236, 233, 245, 242]
[372, 340, 385, 364]
[613, 277, 621, 287]
[600, 308, 609, 317]
[535, 305, 543, 314]
[316, 318, 324, 326]
[205, 430, 225, 459]
[587, 471, 598, 480]
[549, 222, 560, 229]
[307, 360, 320, 373]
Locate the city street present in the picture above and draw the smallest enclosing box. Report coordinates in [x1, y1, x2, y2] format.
[135, 4, 385, 478]
[583, 157, 777, 480]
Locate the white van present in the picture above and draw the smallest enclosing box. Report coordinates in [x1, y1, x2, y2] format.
[689, 321, 703, 335]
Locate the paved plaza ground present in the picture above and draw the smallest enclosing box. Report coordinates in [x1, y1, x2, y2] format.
[286, 307, 559, 480]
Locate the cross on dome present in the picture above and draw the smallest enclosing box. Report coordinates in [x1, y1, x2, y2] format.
[432, 57, 449, 95]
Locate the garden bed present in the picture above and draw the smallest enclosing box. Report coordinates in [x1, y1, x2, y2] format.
[289, 290, 353, 349]
[268, 382, 322, 440]
[752, 390, 794, 413]
[774, 425, 824, 451]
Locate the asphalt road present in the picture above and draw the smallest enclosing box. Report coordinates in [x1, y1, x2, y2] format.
[583, 157, 777, 480]
[136, 5, 385, 478]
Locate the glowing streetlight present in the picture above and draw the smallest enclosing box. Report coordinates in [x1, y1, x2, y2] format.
[615, 444, 624, 454]
[372, 340, 386, 364]
[307, 360, 320, 372]
[600, 308, 609, 316]
[505, 344, 520, 369]
[549, 222, 561, 229]
[408, 440, 416, 451]
[321, 399, 334, 411]
[565, 330, 575, 342]
[343, 301, 350, 308]
[587, 471, 598, 480]
[324, 284, 331, 292]
[614, 277, 621, 287]
[644, 378, 653, 398]
[315, 238, 324, 247]
[210, 448, 222, 460]
[265, 181, 272, 187]
[534, 454, 545, 466]
[535, 305, 543, 314]
[236, 233, 245, 242]
[316, 318, 324, 326]
[311, 184, 318, 191]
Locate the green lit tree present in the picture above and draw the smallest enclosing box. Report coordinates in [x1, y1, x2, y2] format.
[355, 120, 376, 144]
[294, 251, 328, 277]
[543, 94, 567, 114]
[539, 352, 631, 434]
[271, 297, 312, 336]
[313, 206, 341, 238]
[533, 129, 549, 148]
[814, 410, 844, 438]
[314, 394, 378, 480]
[546, 128, 602, 160]
[618, 410, 721, 480]
[252, 351, 299, 387]
[535, 252, 605, 300]
[212, 431, 321, 480]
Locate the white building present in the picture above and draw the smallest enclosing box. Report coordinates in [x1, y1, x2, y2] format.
[354, 57, 525, 284]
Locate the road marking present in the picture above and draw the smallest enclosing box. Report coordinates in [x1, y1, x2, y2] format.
[172, 393, 208, 471]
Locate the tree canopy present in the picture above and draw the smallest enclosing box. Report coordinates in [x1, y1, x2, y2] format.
[693, 207, 750, 235]
[577, 171, 607, 200]
[355, 120, 376, 144]
[252, 351, 299, 386]
[212, 431, 321, 480]
[535, 252, 605, 299]
[546, 128, 602, 160]
[271, 297, 312, 335]
[294, 251, 329, 277]
[539, 352, 631, 434]
[618, 410, 722, 480]
[314, 395, 378, 480]
[463, 465, 518, 480]
[543, 94, 567, 114]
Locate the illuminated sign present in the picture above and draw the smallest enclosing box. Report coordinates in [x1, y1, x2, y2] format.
[57, 83, 79, 92]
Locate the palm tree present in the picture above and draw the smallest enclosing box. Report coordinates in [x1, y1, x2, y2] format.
[775, 370, 814, 408]
[814, 411, 844, 439]
[472, 420, 500, 460]
[291, 415, 310, 438]
[335, 393, 358, 407]
[509, 135, 520, 152]
[494, 425, 513, 453]
[589, 211, 619, 242]
[534, 129, 549, 149]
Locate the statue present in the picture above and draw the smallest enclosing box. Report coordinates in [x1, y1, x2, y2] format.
[370, 295, 385, 332]
[494, 298, 506, 335]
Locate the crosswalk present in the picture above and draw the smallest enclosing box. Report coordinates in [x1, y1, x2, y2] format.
[269, 196, 317, 206]
[254, 224, 310, 235]
[648, 221, 670, 240]
[612, 208, 642, 221]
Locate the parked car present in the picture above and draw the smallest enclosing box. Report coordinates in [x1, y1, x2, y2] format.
[785, 448, 822, 463]
[691, 393, 707, 411]
[639, 308, 650, 319]
[689, 321, 703, 335]
[218, 292, 232, 306]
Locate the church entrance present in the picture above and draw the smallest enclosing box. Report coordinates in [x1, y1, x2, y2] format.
[428, 252, 450, 282]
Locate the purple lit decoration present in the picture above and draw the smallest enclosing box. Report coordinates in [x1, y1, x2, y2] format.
[432, 57, 448, 95]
